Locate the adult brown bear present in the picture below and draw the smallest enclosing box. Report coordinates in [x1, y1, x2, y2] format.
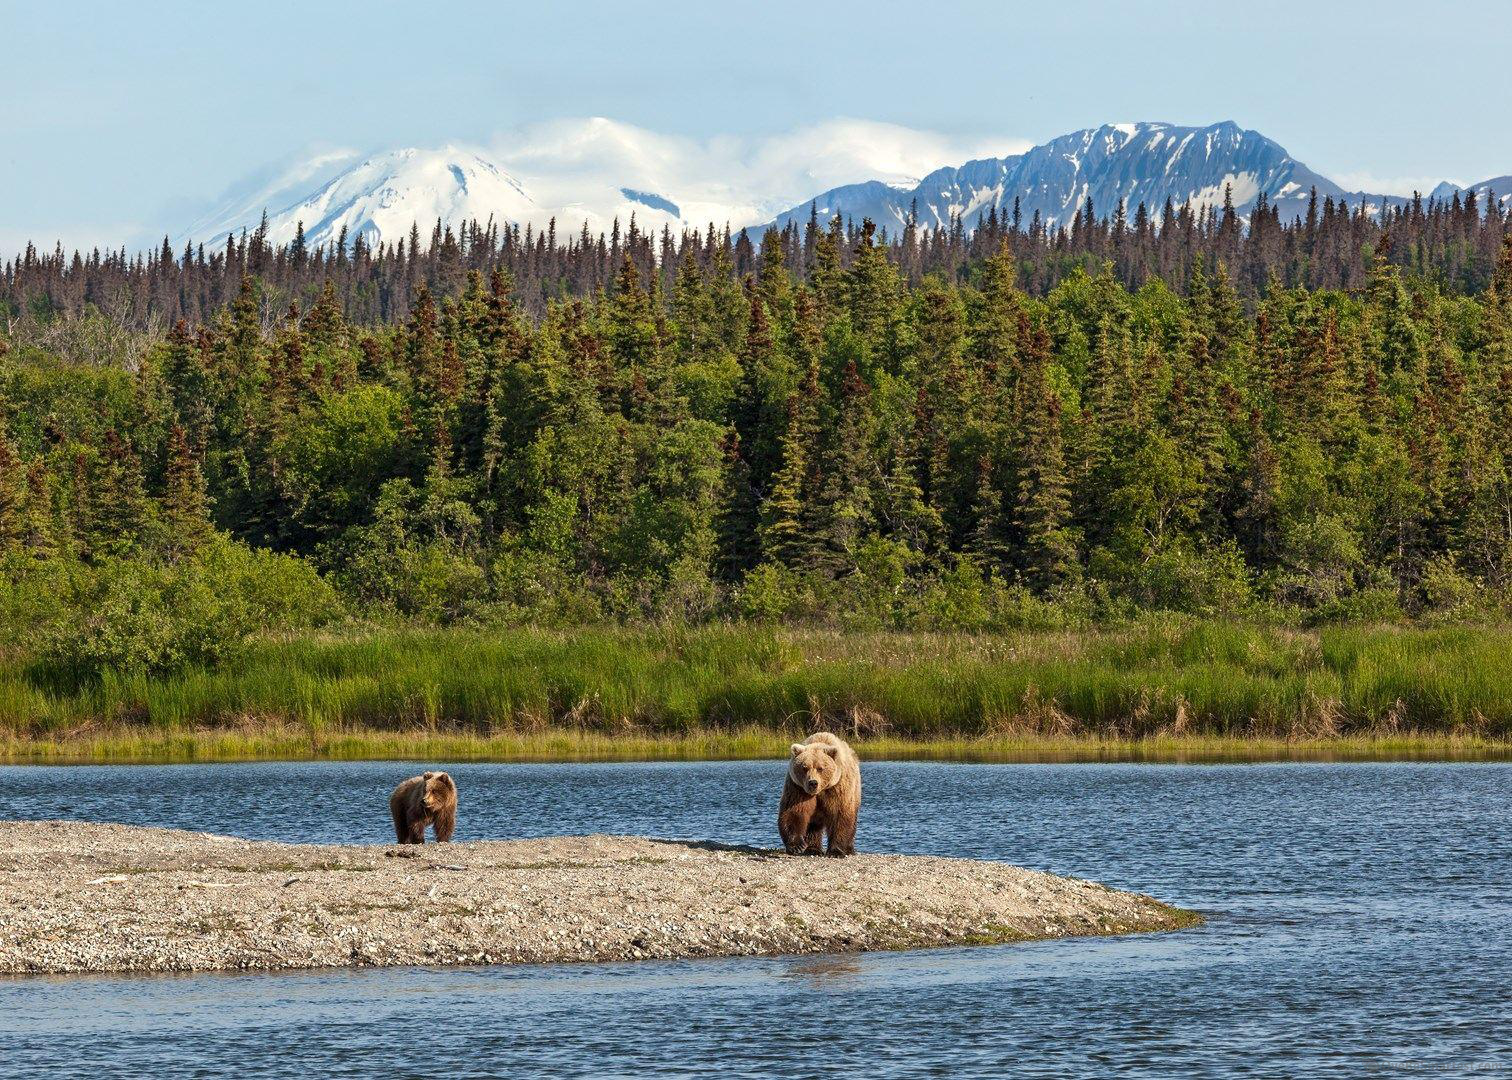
[389, 771, 457, 844]
[778, 732, 861, 856]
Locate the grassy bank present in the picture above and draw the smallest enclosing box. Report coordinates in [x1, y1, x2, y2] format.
[2, 726, 1506, 765]
[3, 620, 1511, 763]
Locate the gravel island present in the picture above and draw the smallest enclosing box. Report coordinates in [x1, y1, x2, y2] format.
[0, 821, 1200, 974]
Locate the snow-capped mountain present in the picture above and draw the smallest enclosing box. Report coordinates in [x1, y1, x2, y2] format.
[180, 119, 1506, 252]
[1429, 177, 1512, 209]
[760, 121, 1351, 235]
[180, 118, 1018, 250]
[185, 147, 541, 251]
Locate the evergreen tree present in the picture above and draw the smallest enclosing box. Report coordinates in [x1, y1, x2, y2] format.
[810, 359, 876, 574]
[808, 216, 846, 323]
[714, 431, 760, 581]
[846, 219, 901, 365]
[91, 432, 153, 555]
[758, 392, 818, 570]
[20, 461, 58, 560]
[1012, 323, 1076, 589]
[0, 415, 24, 554]
[163, 423, 212, 557]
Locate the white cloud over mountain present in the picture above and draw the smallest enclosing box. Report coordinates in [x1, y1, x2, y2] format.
[180, 118, 1031, 248]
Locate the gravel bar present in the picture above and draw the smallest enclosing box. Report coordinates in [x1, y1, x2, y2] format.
[0, 821, 1200, 975]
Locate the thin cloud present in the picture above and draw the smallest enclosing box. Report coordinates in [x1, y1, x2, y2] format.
[1330, 171, 1458, 197]
[484, 117, 1032, 225]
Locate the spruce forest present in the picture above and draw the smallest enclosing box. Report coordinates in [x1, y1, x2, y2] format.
[3, 198, 1512, 705]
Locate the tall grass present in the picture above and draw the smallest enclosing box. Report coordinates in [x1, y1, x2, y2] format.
[2, 621, 1510, 755]
[3, 727, 1502, 765]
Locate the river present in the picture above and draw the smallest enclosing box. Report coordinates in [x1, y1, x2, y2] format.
[1, 760, 1507, 1077]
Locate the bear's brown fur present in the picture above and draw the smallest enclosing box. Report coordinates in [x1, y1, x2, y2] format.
[778, 732, 861, 856]
[389, 771, 457, 844]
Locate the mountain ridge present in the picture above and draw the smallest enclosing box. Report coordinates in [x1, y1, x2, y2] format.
[758, 121, 1345, 236]
[181, 121, 1509, 251]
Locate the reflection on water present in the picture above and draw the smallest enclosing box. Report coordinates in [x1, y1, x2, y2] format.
[1, 760, 1508, 1077]
[780, 953, 865, 987]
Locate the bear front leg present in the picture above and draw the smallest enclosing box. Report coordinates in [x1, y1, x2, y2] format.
[433, 807, 455, 843]
[404, 818, 428, 844]
[778, 789, 816, 854]
[825, 807, 857, 857]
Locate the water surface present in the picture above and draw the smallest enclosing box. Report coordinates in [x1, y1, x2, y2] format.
[1, 761, 1507, 1077]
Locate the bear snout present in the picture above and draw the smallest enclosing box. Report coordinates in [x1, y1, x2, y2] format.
[804, 778, 819, 793]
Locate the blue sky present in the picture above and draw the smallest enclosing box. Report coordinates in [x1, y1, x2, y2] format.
[4, 0, 1510, 253]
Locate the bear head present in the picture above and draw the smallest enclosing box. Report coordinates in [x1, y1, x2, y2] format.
[422, 771, 455, 810]
[789, 742, 841, 795]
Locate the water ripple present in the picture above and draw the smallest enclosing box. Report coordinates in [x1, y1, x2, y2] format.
[1, 760, 1507, 1077]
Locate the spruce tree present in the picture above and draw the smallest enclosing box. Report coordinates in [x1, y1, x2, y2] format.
[965, 452, 1012, 573]
[758, 392, 818, 570]
[810, 359, 876, 574]
[0, 416, 24, 554]
[1012, 324, 1076, 589]
[808, 216, 846, 323]
[163, 423, 212, 557]
[972, 245, 1021, 380]
[92, 432, 152, 555]
[714, 431, 760, 581]
[20, 461, 57, 560]
[846, 219, 900, 363]
[757, 227, 794, 329]
[670, 245, 717, 364]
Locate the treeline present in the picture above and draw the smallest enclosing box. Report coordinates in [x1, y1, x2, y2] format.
[4, 184, 1510, 333]
[3, 223, 1512, 679]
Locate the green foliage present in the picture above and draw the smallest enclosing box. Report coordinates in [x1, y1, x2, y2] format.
[324, 478, 485, 622]
[5, 233, 1512, 665]
[274, 384, 407, 542]
[15, 538, 338, 686]
[1093, 540, 1254, 616]
[5, 622, 1511, 741]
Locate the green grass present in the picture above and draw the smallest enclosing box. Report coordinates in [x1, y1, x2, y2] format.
[2, 619, 1511, 763]
[2, 726, 1504, 765]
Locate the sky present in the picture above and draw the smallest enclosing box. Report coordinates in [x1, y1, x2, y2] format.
[4, 0, 1510, 255]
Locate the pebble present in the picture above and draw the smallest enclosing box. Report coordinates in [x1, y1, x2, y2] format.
[0, 821, 1197, 975]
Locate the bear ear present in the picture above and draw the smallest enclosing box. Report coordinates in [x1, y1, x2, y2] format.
[790, 743, 806, 756]
[823, 745, 839, 758]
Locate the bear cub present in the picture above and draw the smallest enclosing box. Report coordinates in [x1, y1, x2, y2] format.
[778, 732, 861, 856]
[390, 770, 457, 844]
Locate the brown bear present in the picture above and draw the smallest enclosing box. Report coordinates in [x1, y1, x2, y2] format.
[389, 771, 457, 844]
[778, 732, 861, 856]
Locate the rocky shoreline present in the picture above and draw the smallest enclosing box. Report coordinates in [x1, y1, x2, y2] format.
[0, 821, 1200, 975]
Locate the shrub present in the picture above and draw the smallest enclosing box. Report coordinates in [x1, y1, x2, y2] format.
[1306, 585, 1404, 626]
[324, 479, 487, 622]
[484, 545, 604, 626]
[27, 539, 340, 686]
[1095, 540, 1253, 615]
[908, 559, 995, 632]
[1417, 555, 1483, 618]
[733, 563, 823, 623]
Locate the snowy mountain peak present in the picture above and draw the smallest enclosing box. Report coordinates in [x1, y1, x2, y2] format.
[760, 121, 1338, 237]
[1430, 177, 1512, 207]
[179, 120, 1508, 253]
[184, 147, 538, 250]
